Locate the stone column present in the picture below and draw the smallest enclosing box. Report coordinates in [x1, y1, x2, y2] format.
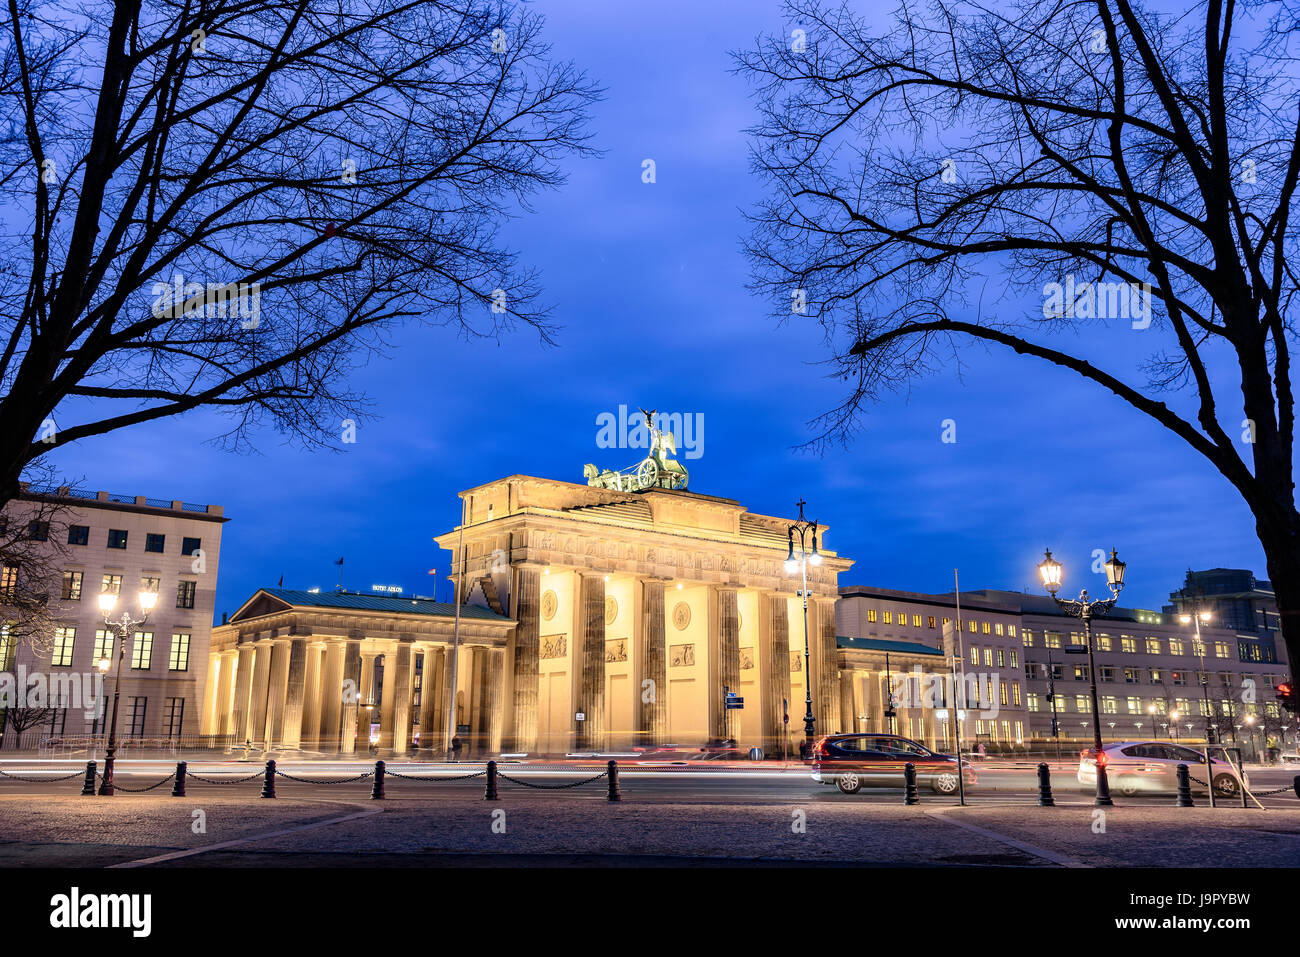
[441, 646, 458, 752]
[510, 566, 541, 752]
[639, 579, 667, 747]
[417, 647, 443, 752]
[817, 599, 841, 734]
[486, 648, 505, 753]
[469, 647, 488, 755]
[300, 644, 323, 751]
[231, 643, 256, 742]
[281, 638, 309, 749]
[201, 653, 222, 735]
[265, 639, 292, 748]
[340, 640, 362, 754]
[248, 639, 274, 746]
[389, 642, 413, 755]
[576, 574, 605, 751]
[763, 593, 792, 757]
[377, 650, 397, 752]
[840, 672, 855, 738]
[214, 651, 236, 737]
[318, 642, 344, 752]
[711, 587, 740, 742]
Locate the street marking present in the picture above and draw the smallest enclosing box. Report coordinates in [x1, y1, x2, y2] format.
[108, 804, 381, 868]
[925, 807, 1091, 868]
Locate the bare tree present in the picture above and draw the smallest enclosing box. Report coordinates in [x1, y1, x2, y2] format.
[737, 0, 1300, 668]
[0, 464, 72, 657]
[0, 0, 598, 502]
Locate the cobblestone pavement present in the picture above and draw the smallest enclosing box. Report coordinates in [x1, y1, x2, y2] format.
[2, 793, 1299, 867]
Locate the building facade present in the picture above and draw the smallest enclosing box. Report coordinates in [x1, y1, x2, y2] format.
[0, 484, 225, 745]
[836, 584, 1295, 755]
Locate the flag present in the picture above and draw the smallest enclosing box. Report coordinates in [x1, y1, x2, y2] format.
[277, 574, 284, 587]
[334, 556, 344, 566]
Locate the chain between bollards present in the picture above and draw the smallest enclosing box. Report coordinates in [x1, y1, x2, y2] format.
[484, 760, 499, 800]
[261, 759, 276, 798]
[371, 760, 385, 800]
[607, 760, 621, 802]
[171, 761, 187, 798]
[1175, 763, 1195, 807]
[903, 762, 919, 805]
[1037, 762, 1055, 806]
[80, 761, 96, 796]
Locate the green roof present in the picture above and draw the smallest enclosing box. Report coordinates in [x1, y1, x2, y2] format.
[837, 636, 944, 656]
[261, 588, 513, 622]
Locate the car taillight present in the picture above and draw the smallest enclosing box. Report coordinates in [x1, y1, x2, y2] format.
[813, 737, 830, 759]
[1096, 751, 1108, 767]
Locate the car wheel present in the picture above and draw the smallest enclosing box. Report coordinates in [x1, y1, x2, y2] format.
[1116, 775, 1141, 797]
[836, 772, 861, 794]
[1212, 773, 1240, 798]
[932, 772, 959, 795]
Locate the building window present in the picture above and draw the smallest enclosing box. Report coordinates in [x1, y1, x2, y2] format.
[1096, 635, 1113, 651]
[912, 614, 922, 627]
[45, 708, 67, 735]
[145, 533, 165, 553]
[866, 609, 877, 623]
[1121, 637, 1137, 653]
[1123, 668, 1140, 683]
[51, 627, 75, 667]
[27, 520, 49, 541]
[101, 574, 122, 595]
[1102, 696, 1118, 714]
[127, 697, 148, 737]
[1214, 642, 1230, 658]
[1171, 670, 1188, 686]
[1146, 638, 1162, 655]
[927, 616, 936, 629]
[1009, 649, 1018, 668]
[140, 576, 160, 596]
[0, 628, 12, 671]
[1027, 693, 1040, 712]
[165, 698, 185, 737]
[1012, 682, 1022, 706]
[67, 524, 89, 546]
[994, 623, 1004, 636]
[1192, 639, 1206, 657]
[1100, 666, 1115, 682]
[1075, 695, 1092, 713]
[982, 622, 991, 634]
[131, 631, 154, 670]
[176, 580, 196, 609]
[1150, 668, 1162, 683]
[1169, 638, 1184, 656]
[999, 682, 1008, 706]
[61, 569, 83, 601]
[997, 648, 1005, 667]
[93, 630, 114, 666]
[181, 537, 201, 556]
[169, 633, 191, 672]
[969, 646, 978, 665]
[1126, 696, 1140, 713]
[883, 611, 892, 625]
[1044, 632, 1062, 649]
[0, 564, 16, 599]
[1022, 630, 1034, 647]
[1073, 665, 1088, 681]
[967, 620, 977, 633]
[107, 529, 128, 549]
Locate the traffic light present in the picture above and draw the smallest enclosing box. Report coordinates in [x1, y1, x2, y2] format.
[1276, 681, 1298, 714]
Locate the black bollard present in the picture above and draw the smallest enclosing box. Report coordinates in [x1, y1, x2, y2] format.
[261, 759, 276, 799]
[371, 760, 386, 800]
[607, 760, 621, 802]
[171, 761, 187, 797]
[903, 762, 919, 805]
[81, 761, 96, 796]
[1175, 763, 1194, 807]
[484, 760, 499, 800]
[1036, 762, 1055, 806]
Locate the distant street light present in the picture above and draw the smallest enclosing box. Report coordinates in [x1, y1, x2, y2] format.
[96, 589, 157, 796]
[1038, 548, 1126, 807]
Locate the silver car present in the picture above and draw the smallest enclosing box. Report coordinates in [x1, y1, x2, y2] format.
[1077, 741, 1248, 797]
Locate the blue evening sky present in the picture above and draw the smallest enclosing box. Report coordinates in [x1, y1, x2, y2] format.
[37, 0, 1268, 621]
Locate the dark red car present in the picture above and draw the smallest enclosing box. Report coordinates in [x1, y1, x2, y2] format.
[810, 733, 976, 795]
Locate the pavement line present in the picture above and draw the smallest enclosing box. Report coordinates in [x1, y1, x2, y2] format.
[107, 805, 382, 869]
[924, 808, 1091, 868]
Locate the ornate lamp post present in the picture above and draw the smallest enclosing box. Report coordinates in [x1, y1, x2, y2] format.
[1038, 547, 1126, 806]
[1179, 610, 1215, 743]
[785, 499, 822, 755]
[95, 589, 157, 796]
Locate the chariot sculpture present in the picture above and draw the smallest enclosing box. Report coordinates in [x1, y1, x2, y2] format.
[583, 407, 689, 492]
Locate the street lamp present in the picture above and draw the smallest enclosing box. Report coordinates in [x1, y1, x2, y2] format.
[785, 499, 821, 755]
[1148, 703, 1159, 739]
[95, 588, 157, 796]
[1169, 710, 1180, 741]
[1038, 547, 1126, 806]
[1179, 610, 1215, 743]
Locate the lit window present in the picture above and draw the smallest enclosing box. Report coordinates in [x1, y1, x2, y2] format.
[867, 609, 877, 623]
[51, 627, 75, 667]
[912, 614, 922, 627]
[169, 633, 191, 672]
[1008, 625, 1017, 638]
[1075, 695, 1092, 713]
[1214, 642, 1230, 658]
[131, 631, 154, 670]
[883, 611, 892, 625]
[1146, 638, 1162, 655]
[927, 616, 936, 629]
[101, 574, 122, 595]
[61, 569, 83, 601]
[1169, 638, 1184, 656]
[1121, 638, 1137, 653]
[982, 622, 991, 634]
